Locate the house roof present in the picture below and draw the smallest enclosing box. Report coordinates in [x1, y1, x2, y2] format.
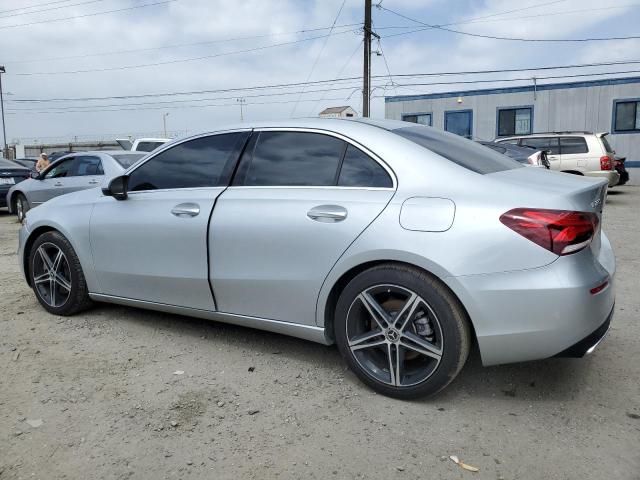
[320, 106, 353, 114]
[385, 75, 640, 103]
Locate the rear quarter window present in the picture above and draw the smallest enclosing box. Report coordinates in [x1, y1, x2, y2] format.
[393, 126, 522, 174]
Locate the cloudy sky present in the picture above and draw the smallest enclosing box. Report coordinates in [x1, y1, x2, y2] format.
[0, 0, 639, 144]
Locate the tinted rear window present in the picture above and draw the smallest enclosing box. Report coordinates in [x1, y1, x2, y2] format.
[600, 135, 614, 153]
[112, 153, 146, 168]
[560, 137, 588, 154]
[393, 126, 522, 174]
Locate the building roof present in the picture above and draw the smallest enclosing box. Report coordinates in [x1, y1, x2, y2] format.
[320, 106, 353, 114]
[385, 75, 640, 103]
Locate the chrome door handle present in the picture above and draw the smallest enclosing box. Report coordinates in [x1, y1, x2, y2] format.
[307, 205, 347, 223]
[88, 180, 99, 185]
[171, 203, 200, 217]
[54, 182, 63, 187]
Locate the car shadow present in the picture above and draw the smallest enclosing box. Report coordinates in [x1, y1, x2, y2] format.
[87, 303, 593, 403]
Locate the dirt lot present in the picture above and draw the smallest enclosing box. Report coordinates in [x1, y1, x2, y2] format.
[1, 181, 639, 480]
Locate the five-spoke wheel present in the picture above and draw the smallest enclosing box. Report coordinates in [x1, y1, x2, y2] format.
[29, 231, 92, 315]
[335, 264, 470, 398]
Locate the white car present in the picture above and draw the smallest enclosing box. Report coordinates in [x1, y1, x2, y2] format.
[495, 132, 620, 187]
[116, 137, 170, 153]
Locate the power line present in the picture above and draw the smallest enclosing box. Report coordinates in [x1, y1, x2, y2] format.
[6, 96, 354, 115]
[0, 0, 108, 19]
[2, 23, 362, 64]
[0, 0, 76, 15]
[9, 28, 358, 75]
[378, 5, 640, 42]
[8, 59, 640, 103]
[290, 0, 347, 117]
[9, 69, 640, 114]
[307, 38, 363, 116]
[0, 0, 176, 30]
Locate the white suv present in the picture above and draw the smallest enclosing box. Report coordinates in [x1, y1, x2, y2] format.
[495, 132, 621, 187]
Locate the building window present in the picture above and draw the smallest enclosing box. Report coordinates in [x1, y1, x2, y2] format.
[613, 100, 640, 133]
[402, 113, 432, 126]
[497, 107, 532, 136]
[444, 110, 473, 138]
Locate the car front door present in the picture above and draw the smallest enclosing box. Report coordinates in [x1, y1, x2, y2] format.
[89, 131, 250, 310]
[209, 129, 396, 326]
[28, 157, 76, 205]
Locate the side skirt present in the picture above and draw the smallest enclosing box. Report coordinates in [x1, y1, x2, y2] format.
[89, 293, 331, 345]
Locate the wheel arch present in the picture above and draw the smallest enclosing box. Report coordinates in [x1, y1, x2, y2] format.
[22, 225, 60, 286]
[8, 190, 26, 213]
[320, 258, 477, 346]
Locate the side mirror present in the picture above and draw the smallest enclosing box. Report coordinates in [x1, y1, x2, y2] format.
[30, 171, 40, 179]
[102, 175, 129, 201]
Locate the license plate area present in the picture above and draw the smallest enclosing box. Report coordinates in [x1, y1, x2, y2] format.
[0, 177, 15, 185]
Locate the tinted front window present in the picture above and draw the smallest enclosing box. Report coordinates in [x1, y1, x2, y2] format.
[393, 126, 521, 174]
[72, 156, 104, 176]
[112, 153, 145, 168]
[45, 159, 74, 178]
[128, 133, 248, 191]
[236, 131, 344, 186]
[338, 145, 392, 188]
[520, 137, 560, 155]
[560, 137, 588, 154]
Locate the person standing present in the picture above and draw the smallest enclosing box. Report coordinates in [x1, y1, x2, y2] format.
[35, 153, 49, 173]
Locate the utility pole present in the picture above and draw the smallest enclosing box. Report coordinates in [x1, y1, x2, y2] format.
[362, 0, 372, 118]
[237, 98, 246, 122]
[0, 66, 7, 158]
[362, 1, 379, 118]
[162, 112, 170, 137]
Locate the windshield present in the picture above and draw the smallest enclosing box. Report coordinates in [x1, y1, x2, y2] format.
[393, 126, 522, 174]
[112, 153, 146, 168]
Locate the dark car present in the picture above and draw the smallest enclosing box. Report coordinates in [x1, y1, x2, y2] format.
[0, 159, 30, 209]
[13, 158, 38, 171]
[613, 156, 629, 185]
[479, 141, 550, 168]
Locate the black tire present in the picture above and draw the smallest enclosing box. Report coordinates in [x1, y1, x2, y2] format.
[28, 231, 92, 316]
[15, 193, 30, 223]
[334, 263, 471, 399]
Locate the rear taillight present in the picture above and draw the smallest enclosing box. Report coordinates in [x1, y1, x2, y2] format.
[600, 155, 612, 170]
[500, 208, 599, 256]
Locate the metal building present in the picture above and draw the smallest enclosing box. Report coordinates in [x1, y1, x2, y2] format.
[385, 76, 640, 166]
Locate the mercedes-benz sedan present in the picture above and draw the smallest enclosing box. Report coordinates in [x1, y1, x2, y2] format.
[17, 119, 615, 398]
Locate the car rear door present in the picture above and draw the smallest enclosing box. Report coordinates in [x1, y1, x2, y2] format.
[209, 129, 396, 327]
[64, 155, 105, 193]
[28, 157, 76, 205]
[559, 137, 590, 173]
[89, 131, 250, 310]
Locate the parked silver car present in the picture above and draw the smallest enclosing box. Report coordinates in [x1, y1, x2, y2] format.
[16, 119, 615, 398]
[6, 151, 146, 222]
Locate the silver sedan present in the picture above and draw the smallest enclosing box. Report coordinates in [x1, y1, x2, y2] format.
[6, 150, 146, 222]
[16, 119, 615, 398]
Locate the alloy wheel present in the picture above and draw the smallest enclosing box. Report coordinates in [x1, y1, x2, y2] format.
[16, 198, 24, 221]
[345, 284, 443, 387]
[32, 242, 72, 308]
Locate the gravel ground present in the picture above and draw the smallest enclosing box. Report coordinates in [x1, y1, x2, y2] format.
[1, 179, 639, 480]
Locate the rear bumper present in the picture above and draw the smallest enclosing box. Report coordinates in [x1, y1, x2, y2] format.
[584, 170, 620, 187]
[554, 306, 612, 357]
[445, 232, 616, 366]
